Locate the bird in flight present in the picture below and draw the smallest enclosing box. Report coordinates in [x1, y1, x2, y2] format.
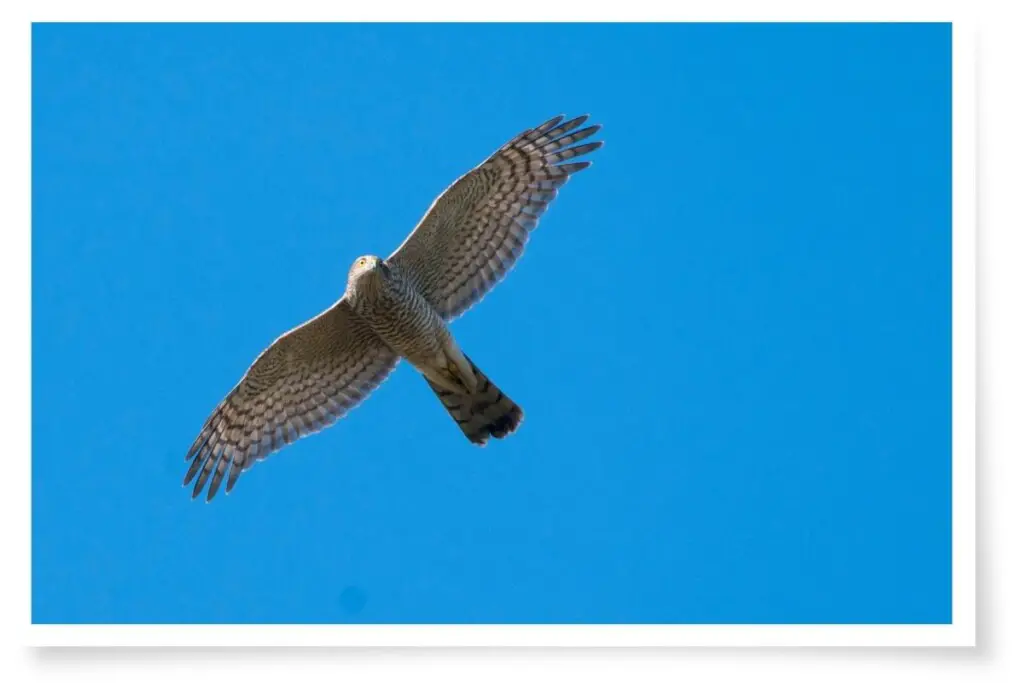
[184, 114, 603, 500]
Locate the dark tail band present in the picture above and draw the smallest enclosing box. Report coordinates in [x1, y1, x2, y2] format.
[425, 356, 523, 444]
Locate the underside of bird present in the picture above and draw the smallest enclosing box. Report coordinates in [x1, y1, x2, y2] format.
[423, 353, 524, 445]
[184, 112, 599, 500]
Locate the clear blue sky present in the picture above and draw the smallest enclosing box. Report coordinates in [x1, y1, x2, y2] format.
[32, 23, 951, 624]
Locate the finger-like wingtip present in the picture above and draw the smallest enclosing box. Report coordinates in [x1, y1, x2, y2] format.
[225, 468, 242, 495]
[206, 477, 224, 502]
[533, 114, 567, 136]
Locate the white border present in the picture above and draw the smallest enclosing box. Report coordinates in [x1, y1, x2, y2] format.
[19, 10, 975, 648]
[949, 12, 976, 650]
[25, 623, 973, 648]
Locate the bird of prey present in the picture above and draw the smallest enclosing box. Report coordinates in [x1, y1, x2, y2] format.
[183, 114, 602, 500]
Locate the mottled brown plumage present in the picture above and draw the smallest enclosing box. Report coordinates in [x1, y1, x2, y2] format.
[184, 114, 602, 500]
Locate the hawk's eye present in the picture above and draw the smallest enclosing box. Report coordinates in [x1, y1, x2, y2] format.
[358, 257, 366, 267]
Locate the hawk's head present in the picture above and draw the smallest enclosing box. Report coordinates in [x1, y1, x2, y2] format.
[345, 254, 388, 296]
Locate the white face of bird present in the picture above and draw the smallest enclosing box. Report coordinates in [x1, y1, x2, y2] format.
[347, 255, 384, 291]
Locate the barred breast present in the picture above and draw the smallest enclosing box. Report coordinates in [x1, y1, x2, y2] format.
[355, 268, 450, 365]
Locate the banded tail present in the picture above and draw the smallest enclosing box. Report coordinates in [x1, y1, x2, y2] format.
[425, 355, 523, 445]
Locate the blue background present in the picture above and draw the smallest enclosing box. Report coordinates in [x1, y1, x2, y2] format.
[32, 23, 952, 624]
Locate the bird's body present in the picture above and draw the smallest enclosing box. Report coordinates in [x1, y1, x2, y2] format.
[184, 113, 602, 500]
[346, 256, 477, 397]
[347, 257, 452, 377]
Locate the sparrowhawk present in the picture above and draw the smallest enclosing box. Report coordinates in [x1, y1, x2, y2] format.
[183, 114, 602, 500]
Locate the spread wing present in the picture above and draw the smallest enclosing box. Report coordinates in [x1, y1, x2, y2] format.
[183, 298, 398, 501]
[386, 114, 602, 321]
